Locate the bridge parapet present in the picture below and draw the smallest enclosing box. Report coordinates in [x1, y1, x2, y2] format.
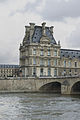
[0, 75, 79, 80]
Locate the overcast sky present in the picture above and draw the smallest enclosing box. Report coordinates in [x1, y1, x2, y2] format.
[0, 0, 80, 64]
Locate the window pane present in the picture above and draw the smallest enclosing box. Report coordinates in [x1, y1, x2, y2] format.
[40, 68, 43, 76]
[33, 68, 36, 76]
[68, 61, 71, 67]
[40, 49, 44, 56]
[54, 69, 57, 76]
[33, 49, 36, 55]
[48, 59, 51, 66]
[48, 68, 51, 76]
[48, 49, 50, 56]
[75, 69, 77, 72]
[64, 60, 66, 67]
[40, 59, 44, 66]
[54, 59, 57, 66]
[33, 58, 36, 65]
[75, 62, 77, 67]
[54, 50, 57, 56]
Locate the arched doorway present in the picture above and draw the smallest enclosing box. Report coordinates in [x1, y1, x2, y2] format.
[71, 81, 80, 94]
[39, 82, 61, 93]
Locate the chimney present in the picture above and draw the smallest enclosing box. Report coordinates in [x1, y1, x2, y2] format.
[50, 26, 54, 34]
[29, 23, 35, 43]
[25, 26, 30, 37]
[29, 23, 35, 30]
[42, 22, 46, 36]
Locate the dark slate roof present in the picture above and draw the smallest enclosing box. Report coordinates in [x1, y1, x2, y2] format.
[32, 26, 57, 44]
[0, 64, 19, 68]
[60, 49, 80, 59]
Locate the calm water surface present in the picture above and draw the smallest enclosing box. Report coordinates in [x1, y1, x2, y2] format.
[0, 93, 80, 120]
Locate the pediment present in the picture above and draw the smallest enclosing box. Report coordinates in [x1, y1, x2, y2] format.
[40, 36, 50, 44]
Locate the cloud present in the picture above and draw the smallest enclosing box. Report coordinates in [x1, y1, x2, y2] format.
[0, 0, 42, 64]
[9, 0, 43, 16]
[0, 0, 80, 65]
[41, 0, 80, 21]
[12, 0, 80, 21]
[67, 24, 80, 49]
[0, 0, 8, 3]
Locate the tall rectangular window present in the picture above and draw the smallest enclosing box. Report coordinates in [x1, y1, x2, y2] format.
[48, 59, 51, 66]
[68, 61, 71, 67]
[33, 49, 36, 55]
[40, 68, 43, 76]
[69, 69, 72, 76]
[64, 60, 66, 67]
[33, 58, 36, 65]
[33, 67, 36, 76]
[69, 69, 71, 72]
[40, 59, 44, 66]
[54, 59, 57, 66]
[54, 69, 57, 77]
[48, 49, 50, 56]
[75, 62, 77, 67]
[54, 50, 57, 56]
[75, 69, 77, 72]
[40, 49, 44, 56]
[63, 69, 66, 76]
[48, 68, 51, 76]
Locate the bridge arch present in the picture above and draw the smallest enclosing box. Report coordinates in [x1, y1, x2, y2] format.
[39, 82, 61, 93]
[71, 81, 80, 94]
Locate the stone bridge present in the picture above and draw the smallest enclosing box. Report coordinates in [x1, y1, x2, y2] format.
[0, 76, 80, 94]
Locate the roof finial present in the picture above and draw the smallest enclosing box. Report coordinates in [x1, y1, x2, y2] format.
[50, 26, 54, 34]
[42, 22, 46, 36]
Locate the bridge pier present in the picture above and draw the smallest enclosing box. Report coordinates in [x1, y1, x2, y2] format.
[61, 85, 70, 94]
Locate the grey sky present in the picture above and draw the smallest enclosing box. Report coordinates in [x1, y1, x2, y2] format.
[41, 0, 80, 21]
[0, 0, 7, 2]
[0, 0, 80, 64]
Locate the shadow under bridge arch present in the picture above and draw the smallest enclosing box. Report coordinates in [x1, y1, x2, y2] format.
[39, 82, 61, 93]
[71, 81, 80, 94]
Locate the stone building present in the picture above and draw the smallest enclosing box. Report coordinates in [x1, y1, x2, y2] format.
[19, 22, 80, 77]
[0, 64, 19, 77]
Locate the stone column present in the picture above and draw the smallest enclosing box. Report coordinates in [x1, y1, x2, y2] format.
[61, 80, 70, 94]
[22, 69, 25, 77]
[25, 67, 27, 78]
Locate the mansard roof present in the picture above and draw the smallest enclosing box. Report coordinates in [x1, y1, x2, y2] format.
[32, 26, 57, 44]
[0, 64, 19, 68]
[60, 49, 80, 59]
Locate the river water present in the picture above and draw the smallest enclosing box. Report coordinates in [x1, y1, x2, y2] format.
[0, 93, 80, 120]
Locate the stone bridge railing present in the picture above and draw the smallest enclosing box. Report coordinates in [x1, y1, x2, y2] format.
[0, 75, 80, 80]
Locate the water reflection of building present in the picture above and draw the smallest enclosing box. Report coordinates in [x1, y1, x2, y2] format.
[0, 64, 19, 77]
[19, 22, 80, 77]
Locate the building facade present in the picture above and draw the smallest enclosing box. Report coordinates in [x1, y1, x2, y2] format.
[19, 22, 80, 77]
[0, 64, 19, 77]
